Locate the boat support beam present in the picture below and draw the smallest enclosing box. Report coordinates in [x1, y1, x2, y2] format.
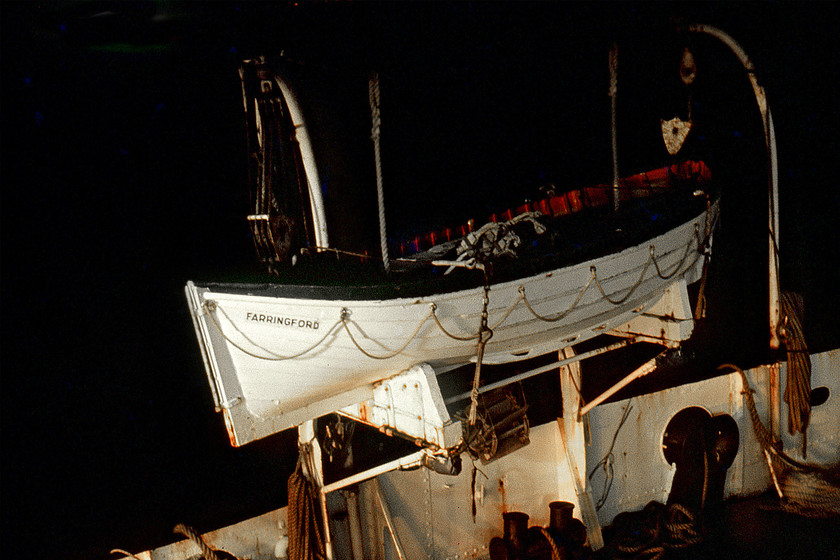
[579, 354, 661, 417]
[559, 347, 605, 550]
[445, 338, 640, 405]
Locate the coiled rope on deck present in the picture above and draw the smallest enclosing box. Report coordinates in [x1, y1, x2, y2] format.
[611, 501, 703, 560]
[718, 363, 840, 518]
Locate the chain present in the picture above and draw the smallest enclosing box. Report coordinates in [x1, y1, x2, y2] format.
[468, 275, 494, 425]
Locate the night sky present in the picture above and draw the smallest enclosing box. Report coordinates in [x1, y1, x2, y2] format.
[2, 2, 839, 559]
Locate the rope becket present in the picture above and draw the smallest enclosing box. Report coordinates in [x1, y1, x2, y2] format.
[199, 215, 710, 363]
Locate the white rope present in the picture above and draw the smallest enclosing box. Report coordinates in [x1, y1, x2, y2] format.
[369, 72, 390, 272]
[520, 275, 595, 323]
[592, 227, 704, 305]
[203, 300, 343, 361]
[650, 225, 704, 280]
[339, 307, 434, 360]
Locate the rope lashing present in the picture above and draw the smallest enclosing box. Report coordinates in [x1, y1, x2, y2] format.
[202, 300, 343, 361]
[339, 306, 434, 360]
[520, 274, 594, 323]
[450, 213, 546, 272]
[592, 225, 704, 305]
[651, 225, 705, 280]
[173, 524, 231, 560]
[591, 260, 651, 306]
[430, 303, 480, 341]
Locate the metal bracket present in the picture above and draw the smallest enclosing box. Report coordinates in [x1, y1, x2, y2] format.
[341, 363, 462, 450]
[611, 278, 695, 346]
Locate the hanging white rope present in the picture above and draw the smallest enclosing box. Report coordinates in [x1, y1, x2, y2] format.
[609, 43, 620, 212]
[369, 72, 390, 272]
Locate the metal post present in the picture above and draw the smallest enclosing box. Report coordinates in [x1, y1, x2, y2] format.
[444, 338, 637, 405]
[346, 489, 365, 560]
[275, 78, 329, 250]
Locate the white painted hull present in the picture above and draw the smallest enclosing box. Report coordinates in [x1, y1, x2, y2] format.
[186, 201, 717, 443]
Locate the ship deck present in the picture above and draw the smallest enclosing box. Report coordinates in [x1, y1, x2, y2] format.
[596, 492, 840, 560]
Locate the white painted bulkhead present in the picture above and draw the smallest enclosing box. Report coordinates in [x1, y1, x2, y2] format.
[130, 349, 838, 560]
[340, 348, 839, 560]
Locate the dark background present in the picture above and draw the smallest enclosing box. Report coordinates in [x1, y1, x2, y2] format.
[2, 2, 838, 558]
